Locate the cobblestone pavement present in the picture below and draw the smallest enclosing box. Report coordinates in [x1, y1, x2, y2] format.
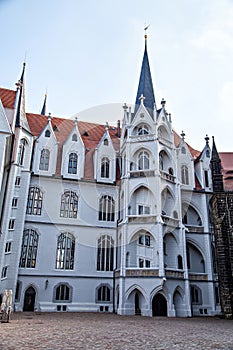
[0, 313, 232, 350]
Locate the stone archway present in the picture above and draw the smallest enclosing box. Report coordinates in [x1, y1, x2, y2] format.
[23, 286, 36, 311]
[152, 293, 167, 316]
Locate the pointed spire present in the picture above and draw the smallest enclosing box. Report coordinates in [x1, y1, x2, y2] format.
[134, 30, 156, 117]
[15, 62, 30, 132]
[210, 136, 224, 192]
[41, 92, 47, 115]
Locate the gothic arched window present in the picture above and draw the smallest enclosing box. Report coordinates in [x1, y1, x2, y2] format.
[19, 229, 39, 268]
[101, 157, 110, 178]
[98, 195, 115, 221]
[138, 151, 149, 170]
[56, 233, 75, 270]
[39, 149, 50, 171]
[60, 191, 78, 218]
[181, 165, 189, 185]
[97, 235, 114, 271]
[26, 187, 43, 215]
[68, 153, 78, 174]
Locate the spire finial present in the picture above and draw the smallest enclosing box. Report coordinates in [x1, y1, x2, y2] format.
[181, 130, 185, 140]
[47, 112, 52, 121]
[144, 24, 150, 48]
[105, 121, 109, 130]
[41, 91, 47, 115]
[74, 116, 78, 126]
[161, 98, 166, 107]
[205, 134, 209, 145]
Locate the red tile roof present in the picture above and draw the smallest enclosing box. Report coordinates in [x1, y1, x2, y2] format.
[0, 88, 16, 109]
[26, 113, 121, 178]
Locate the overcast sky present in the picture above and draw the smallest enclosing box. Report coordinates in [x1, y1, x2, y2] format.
[1, 0, 233, 151]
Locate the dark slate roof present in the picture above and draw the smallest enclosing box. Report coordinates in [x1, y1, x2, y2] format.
[134, 38, 155, 117]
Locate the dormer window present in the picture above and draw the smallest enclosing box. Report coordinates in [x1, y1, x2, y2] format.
[104, 139, 108, 146]
[138, 124, 149, 135]
[101, 157, 110, 178]
[45, 130, 51, 138]
[39, 149, 50, 171]
[68, 153, 78, 174]
[72, 134, 77, 142]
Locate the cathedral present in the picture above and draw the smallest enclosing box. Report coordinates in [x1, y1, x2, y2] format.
[0, 34, 232, 318]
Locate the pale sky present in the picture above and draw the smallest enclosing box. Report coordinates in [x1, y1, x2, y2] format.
[1, 0, 233, 151]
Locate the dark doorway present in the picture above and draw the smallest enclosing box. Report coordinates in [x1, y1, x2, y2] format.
[135, 292, 141, 315]
[23, 286, 36, 311]
[152, 293, 167, 316]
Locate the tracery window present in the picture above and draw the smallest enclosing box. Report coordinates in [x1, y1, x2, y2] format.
[101, 157, 110, 178]
[138, 151, 149, 170]
[60, 191, 78, 218]
[98, 195, 115, 221]
[68, 153, 78, 174]
[26, 187, 43, 215]
[39, 149, 50, 171]
[97, 235, 114, 271]
[19, 229, 39, 268]
[56, 233, 75, 270]
[181, 165, 189, 185]
[138, 124, 149, 135]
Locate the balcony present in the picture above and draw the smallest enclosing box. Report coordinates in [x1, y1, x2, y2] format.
[162, 215, 179, 228]
[160, 171, 176, 183]
[128, 215, 157, 224]
[185, 225, 204, 233]
[165, 269, 184, 279]
[130, 169, 155, 178]
[188, 273, 208, 281]
[126, 268, 159, 277]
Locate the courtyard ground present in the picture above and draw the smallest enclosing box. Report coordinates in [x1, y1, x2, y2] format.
[0, 312, 232, 350]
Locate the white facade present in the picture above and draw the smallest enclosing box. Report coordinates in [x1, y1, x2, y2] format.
[0, 38, 221, 317]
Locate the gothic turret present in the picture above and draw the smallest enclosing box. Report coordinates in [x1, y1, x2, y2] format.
[210, 136, 224, 192]
[134, 33, 156, 117]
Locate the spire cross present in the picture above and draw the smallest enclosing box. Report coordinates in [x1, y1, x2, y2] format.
[139, 94, 146, 105]
[122, 103, 128, 111]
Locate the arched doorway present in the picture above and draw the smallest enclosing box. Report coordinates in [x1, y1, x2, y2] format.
[152, 293, 167, 316]
[23, 286, 36, 311]
[135, 292, 141, 315]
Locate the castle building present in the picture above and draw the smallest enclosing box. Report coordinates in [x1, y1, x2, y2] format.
[0, 34, 232, 317]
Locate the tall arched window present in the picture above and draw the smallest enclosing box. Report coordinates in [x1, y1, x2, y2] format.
[19, 229, 39, 268]
[60, 191, 78, 218]
[26, 187, 43, 215]
[181, 165, 189, 185]
[18, 138, 27, 165]
[101, 157, 110, 178]
[98, 195, 115, 221]
[39, 149, 50, 171]
[138, 151, 149, 170]
[190, 285, 202, 304]
[56, 233, 75, 269]
[68, 153, 78, 174]
[97, 235, 114, 271]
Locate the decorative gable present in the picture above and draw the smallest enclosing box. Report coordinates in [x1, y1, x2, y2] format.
[61, 120, 85, 180]
[177, 133, 195, 189]
[94, 126, 116, 183]
[32, 115, 58, 176]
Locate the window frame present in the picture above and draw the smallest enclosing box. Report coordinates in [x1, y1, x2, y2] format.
[98, 195, 115, 222]
[68, 153, 78, 174]
[39, 148, 50, 171]
[60, 191, 78, 219]
[97, 235, 114, 271]
[26, 187, 43, 215]
[19, 229, 39, 268]
[101, 157, 110, 178]
[56, 232, 75, 270]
